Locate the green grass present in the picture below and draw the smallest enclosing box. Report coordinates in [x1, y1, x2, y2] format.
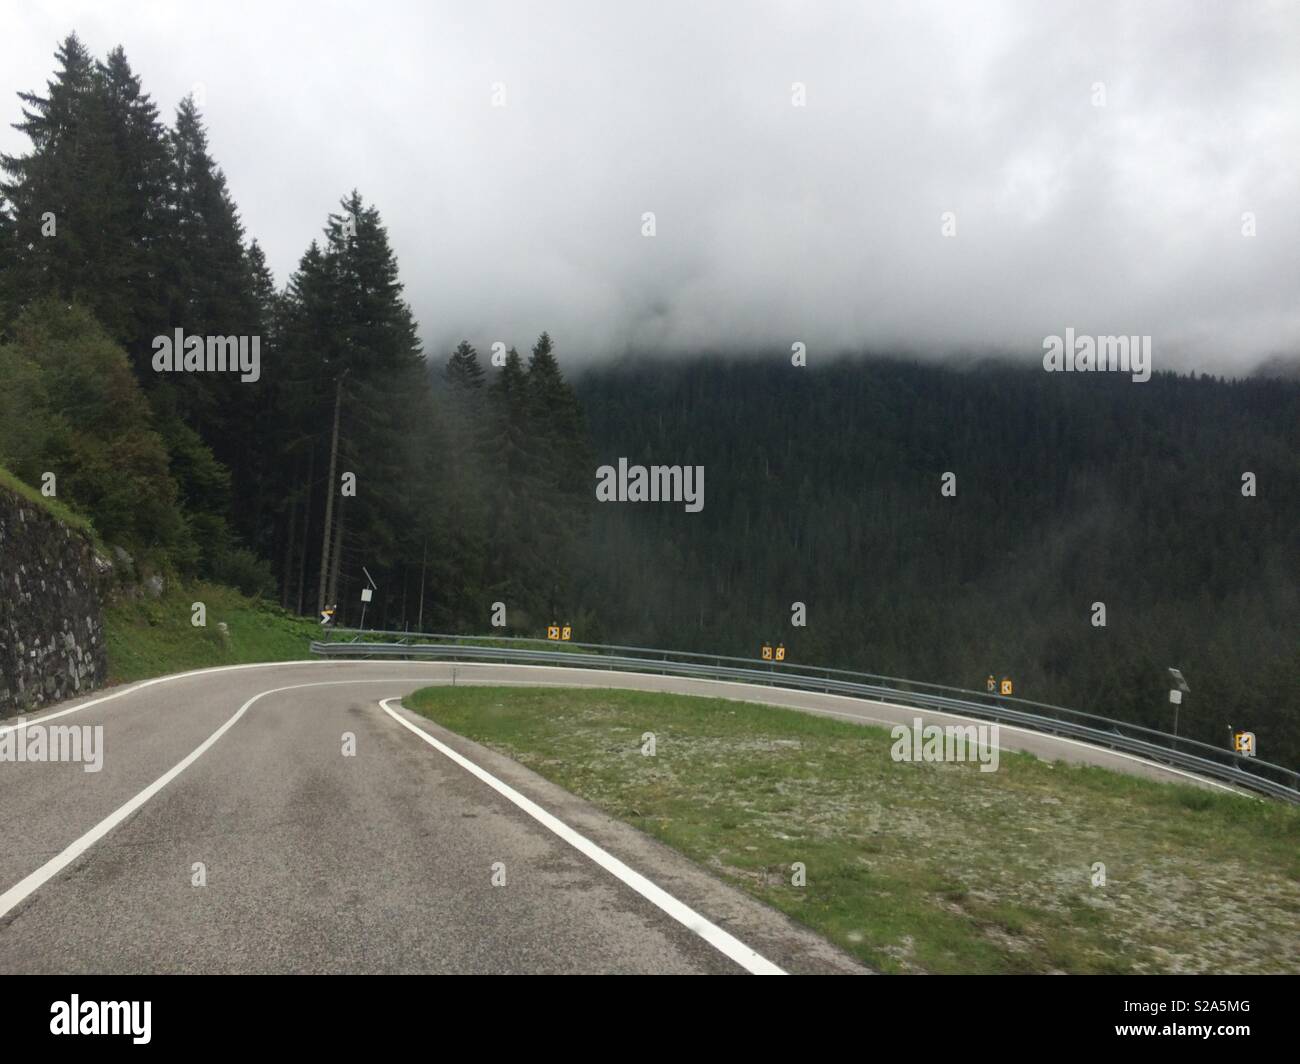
[105, 580, 319, 684]
[5, 461, 317, 684]
[404, 685, 1300, 975]
[0, 463, 97, 539]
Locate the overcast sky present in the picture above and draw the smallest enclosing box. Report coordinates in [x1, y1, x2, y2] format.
[4, 0, 1298, 373]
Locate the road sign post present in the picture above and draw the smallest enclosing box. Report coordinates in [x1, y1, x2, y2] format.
[1167, 667, 1190, 742]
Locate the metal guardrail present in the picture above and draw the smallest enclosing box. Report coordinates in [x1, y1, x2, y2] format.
[312, 629, 1300, 803]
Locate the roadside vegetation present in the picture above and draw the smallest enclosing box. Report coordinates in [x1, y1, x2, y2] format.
[0, 461, 97, 539]
[405, 685, 1300, 975]
[2, 462, 314, 685]
[105, 581, 318, 684]
[109, 594, 601, 684]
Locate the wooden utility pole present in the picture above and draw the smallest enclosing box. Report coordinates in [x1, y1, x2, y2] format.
[317, 368, 349, 616]
[280, 482, 296, 611]
[326, 502, 346, 610]
[416, 539, 427, 631]
[296, 448, 314, 615]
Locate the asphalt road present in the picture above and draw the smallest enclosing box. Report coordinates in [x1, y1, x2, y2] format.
[0, 659, 1241, 974]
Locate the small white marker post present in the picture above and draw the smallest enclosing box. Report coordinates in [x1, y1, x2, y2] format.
[1167, 667, 1190, 745]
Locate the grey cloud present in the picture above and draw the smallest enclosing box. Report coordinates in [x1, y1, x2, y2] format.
[3, 0, 1296, 373]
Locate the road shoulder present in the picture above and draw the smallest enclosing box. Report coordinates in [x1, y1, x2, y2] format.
[387, 694, 869, 975]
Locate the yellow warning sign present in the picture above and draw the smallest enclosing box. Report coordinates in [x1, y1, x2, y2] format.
[774, 644, 786, 662]
[547, 625, 560, 640]
[760, 644, 773, 660]
[1000, 678, 1014, 696]
[561, 625, 572, 641]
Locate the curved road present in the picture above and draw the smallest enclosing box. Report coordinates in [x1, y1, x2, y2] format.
[0, 659, 1240, 975]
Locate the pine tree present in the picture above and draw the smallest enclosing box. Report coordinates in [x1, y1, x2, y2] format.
[165, 94, 257, 350]
[273, 240, 333, 609]
[430, 341, 491, 624]
[226, 238, 281, 554]
[0, 201, 16, 331]
[0, 34, 105, 329]
[525, 332, 592, 619]
[1, 41, 268, 588]
[482, 346, 545, 616]
[95, 45, 172, 359]
[0, 38, 172, 352]
[446, 339, 485, 392]
[160, 94, 272, 549]
[277, 192, 428, 616]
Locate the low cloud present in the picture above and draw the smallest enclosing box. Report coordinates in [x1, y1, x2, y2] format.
[4, 0, 1296, 373]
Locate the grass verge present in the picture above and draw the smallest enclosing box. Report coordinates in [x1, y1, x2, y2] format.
[0, 464, 98, 540]
[105, 581, 319, 684]
[404, 685, 1300, 975]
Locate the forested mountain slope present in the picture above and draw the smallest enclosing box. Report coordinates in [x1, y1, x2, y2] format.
[576, 358, 1300, 763]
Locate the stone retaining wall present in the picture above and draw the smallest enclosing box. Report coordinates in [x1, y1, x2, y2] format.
[0, 486, 109, 715]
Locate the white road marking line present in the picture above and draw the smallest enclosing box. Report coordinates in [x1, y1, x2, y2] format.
[1, 657, 1248, 796]
[379, 697, 787, 976]
[0, 659, 480, 736]
[0, 659, 324, 736]
[0, 678, 411, 920]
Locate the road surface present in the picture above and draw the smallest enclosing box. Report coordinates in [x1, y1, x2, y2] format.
[0, 659, 1241, 974]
